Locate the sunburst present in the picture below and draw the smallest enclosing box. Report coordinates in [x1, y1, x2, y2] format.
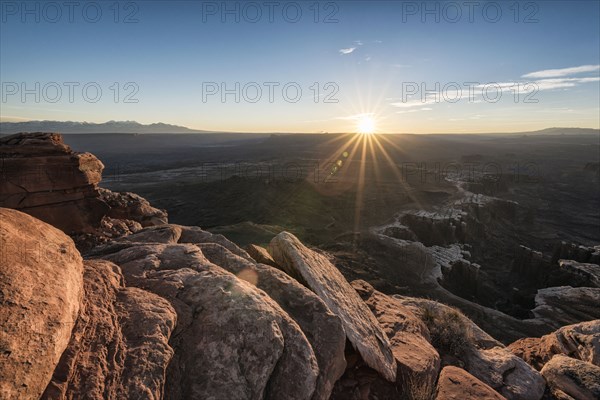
[357, 115, 376, 134]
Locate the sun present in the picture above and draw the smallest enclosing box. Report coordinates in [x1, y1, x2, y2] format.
[357, 116, 376, 134]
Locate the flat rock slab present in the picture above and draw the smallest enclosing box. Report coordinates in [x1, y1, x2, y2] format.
[436, 366, 506, 400]
[245, 243, 280, 267]
[352, 280, 440, 387]
[269, 231, 397, 382]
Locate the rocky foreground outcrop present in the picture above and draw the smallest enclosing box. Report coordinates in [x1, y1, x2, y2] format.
[1, 208, 548, 400]
[42, 259, 176, 399]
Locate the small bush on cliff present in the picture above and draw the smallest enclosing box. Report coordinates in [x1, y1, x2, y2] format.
[421, 304, 471, 357]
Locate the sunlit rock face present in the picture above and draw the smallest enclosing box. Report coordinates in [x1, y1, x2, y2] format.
[269, 231, 398, 383]
[0, 208, 83, 399]
[351, 280, 441, 389]
[90, 225, 346, 400]
[142, 266, 319, 400]
[435, 366, 506, 400]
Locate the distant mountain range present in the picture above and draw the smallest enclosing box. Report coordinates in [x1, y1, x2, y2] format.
[529, 127, 600, 135]
[0, 120, 598, 136]
[0, 120, 207, 134]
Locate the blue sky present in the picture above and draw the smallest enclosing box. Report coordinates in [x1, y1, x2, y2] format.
[1, 0, 599, 133]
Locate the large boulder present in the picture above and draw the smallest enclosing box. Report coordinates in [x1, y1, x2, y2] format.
[351, 280, 440, 388]
[435, 366, 506, 400]
[269, 231, 397, 382]
[99, 225, 347, 400]
[508, 320, 600, 370]
[95, 238, 321, 400]
[541, 355, 600, 400]
[0, 208, 83, 399]
[196, 241, 347, 400]
[0, 133, 108, 232]
[42, 260, 176, 399]
[143, 266, 319, 400]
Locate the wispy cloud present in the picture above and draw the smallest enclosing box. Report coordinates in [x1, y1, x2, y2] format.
[534, 77, 600, 90]
[396, 107, 433, 114]
[390, 99, 438, 108]
[480, 77, 600, 91]
[522, 64, 600, 79]
[339, 47, 356, 55]
[354, 40, 364, 46]
[388, 66, 599, 111]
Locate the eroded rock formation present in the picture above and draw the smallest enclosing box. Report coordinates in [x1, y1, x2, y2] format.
[508, 320, 600, 370]
[0, 133, 108, 233]
[0, 132, 167, 246]
[532, 286, 600, 328]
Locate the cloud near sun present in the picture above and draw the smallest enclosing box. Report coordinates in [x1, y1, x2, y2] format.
[339, 47, 356, 55]
[387, 64, 600, 110]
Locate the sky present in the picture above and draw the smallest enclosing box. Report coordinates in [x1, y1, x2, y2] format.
[1, 0, 599, 133]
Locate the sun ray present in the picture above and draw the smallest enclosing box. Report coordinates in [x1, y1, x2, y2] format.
[353, 134, 368, 235]
[366, 134, 382, 184]
[372, 135, 424, 209]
